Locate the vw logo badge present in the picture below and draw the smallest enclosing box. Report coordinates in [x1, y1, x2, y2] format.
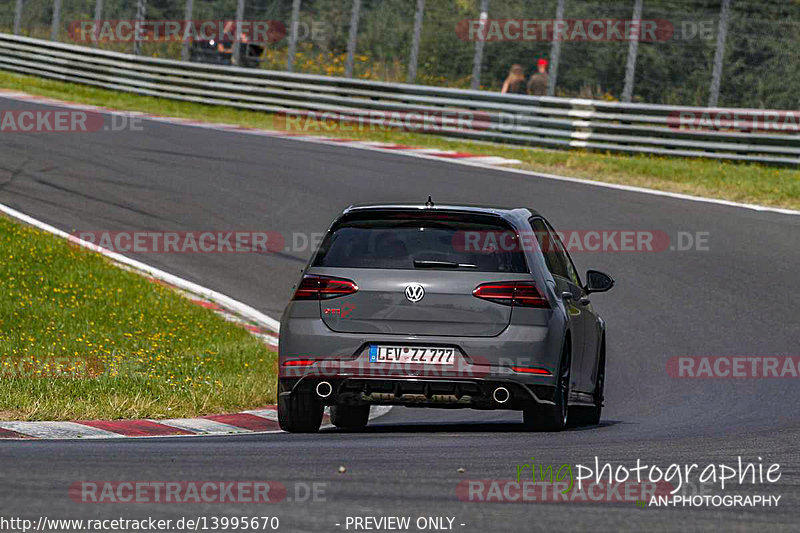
[405, 283, 425, 303]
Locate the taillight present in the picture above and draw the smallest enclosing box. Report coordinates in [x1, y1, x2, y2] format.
[292, 274, 358, 300]
[473, 281, 549, 308]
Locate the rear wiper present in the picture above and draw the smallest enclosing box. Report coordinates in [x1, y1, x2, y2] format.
[413, 260, 477, 269]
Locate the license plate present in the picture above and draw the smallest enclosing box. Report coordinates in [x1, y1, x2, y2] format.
[369, 346, 455, 365]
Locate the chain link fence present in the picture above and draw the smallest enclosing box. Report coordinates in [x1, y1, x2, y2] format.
[1, 0, 798, 108]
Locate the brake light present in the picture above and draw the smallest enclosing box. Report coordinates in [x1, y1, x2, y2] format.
[512, 366, 552, 375]
[472, 281, 549, 308]
[292, 274, 358, 300]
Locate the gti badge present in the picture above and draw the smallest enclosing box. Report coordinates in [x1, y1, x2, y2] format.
[405, 283, 425, 303]
[324, 302, 356, 318]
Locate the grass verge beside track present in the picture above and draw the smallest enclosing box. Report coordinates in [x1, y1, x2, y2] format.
[0, 70, 798, 210]
[0, 214, 277, 421]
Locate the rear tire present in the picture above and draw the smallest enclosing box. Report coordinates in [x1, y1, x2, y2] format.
[330, 404, 370, 430]
[278, 392, 323, 433]
[523, 341, 571, 432]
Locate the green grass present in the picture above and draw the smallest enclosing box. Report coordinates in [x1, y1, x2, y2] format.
[0, 69, 797, 210]
[0, 214, 277, 421]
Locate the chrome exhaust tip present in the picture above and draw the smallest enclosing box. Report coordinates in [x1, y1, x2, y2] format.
[492, 386, 510, 404]
[315, 381, 333, 399]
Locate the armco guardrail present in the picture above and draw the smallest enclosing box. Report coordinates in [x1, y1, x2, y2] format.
[0, 33, 797, 166]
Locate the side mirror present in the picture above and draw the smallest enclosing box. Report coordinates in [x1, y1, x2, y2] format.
[585, 270, 614, 293]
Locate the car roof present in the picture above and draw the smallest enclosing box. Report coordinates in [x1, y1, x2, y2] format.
[343, 203, 542, 220]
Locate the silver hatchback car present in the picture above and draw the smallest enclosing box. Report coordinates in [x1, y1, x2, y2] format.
[278, 202, 614, 432]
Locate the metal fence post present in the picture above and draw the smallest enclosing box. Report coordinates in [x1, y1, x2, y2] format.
[13, 0, 24, 35]
[621, 0, 643, 102]
[92, 0, 103, 47]
[407, 0, 425, 83]
[470, 0, 489, 90]
[708, 0, 731, 107]
[547, 0, 565, 96]
[133, 0, 147, 55]
[181, 0, 194, 62]
[233, 0, 245, 66]
[287, 0, 302, 72]
[345, 0, 361, 78]
[50, 0, 62, 41]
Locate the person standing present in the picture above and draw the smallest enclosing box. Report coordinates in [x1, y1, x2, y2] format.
[527, 58, 549, 96]
[501, 64, 527, 94]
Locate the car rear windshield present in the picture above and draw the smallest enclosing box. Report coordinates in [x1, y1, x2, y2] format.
[312, 210, 528, 273]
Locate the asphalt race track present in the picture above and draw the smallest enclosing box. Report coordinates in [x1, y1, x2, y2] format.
[1, 96, 799, 532]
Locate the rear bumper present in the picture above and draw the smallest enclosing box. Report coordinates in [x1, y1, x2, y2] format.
[278, 309, 565, 410]
[279, 374, 556, 410]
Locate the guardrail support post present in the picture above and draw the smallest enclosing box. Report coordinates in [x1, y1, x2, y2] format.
[50, 0, 62, 41]
[708, 0, 731, 107]
[287, 0, 302, 72]
[13, 0, 24, 35]
[92, 0, 103, 47]
[181, 0, 194, 62]
[233, 0, 246, 66]
[621, 0, 643, 102]
[133, 0, 147, 55]
[547, 0, 565, 96]
[345, 0, 362, 78]
[407, 0, 425, 83]
[470, 0, 489, 90]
